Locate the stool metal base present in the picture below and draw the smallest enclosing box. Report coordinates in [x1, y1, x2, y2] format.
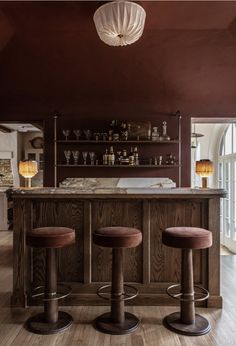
[25, 311, 73, 335]
[94, 312, 140, 335]
[163, 312, 211, 336]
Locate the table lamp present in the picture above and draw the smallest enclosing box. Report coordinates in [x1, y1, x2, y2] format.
[195, 159, 213, 188]
[19, 160, 38, 188]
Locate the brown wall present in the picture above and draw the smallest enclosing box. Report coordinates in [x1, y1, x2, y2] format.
[1, 2, 236, 186]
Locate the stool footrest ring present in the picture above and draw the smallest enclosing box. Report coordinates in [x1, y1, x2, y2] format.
[97, 284, 138, 302]
[31, 284, 72, 301]
[166, 284, 209, 302]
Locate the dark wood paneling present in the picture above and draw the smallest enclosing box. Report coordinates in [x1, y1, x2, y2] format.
[12, 199, 32, 307]
[91, 200, 143, 283]
[11, 194, 223, 308]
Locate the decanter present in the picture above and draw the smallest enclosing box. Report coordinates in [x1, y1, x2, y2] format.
[160, 121, 170, 141]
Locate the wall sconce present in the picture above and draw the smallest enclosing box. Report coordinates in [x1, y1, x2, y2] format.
[191, 124, 204, 149]
[19, 160, 38, 188]
[195, 159, 213, 188]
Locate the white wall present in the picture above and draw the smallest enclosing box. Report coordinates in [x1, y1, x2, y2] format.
[191, 123, 227, 188]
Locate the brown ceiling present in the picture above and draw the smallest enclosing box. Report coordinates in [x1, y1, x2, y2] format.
[1, 1, 236, 118]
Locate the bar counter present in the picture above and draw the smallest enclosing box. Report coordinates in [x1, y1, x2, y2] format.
[11, 187, 226, 308]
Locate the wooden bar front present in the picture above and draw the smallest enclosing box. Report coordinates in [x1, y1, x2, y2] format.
[11, 188, 225, 308]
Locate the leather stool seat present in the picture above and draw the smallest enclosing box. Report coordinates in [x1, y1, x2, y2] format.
[26, 227, 75, 248]
[93, 226, 142, 248]
[162, 227, 212, 249]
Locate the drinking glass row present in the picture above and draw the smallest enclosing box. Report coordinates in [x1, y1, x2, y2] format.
[62, 129, 102, 141]
[63, 150, 95, 165]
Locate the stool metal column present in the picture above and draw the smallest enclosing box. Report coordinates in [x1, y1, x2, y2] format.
[25, 227, 75, 335]
[162, 226, 212, 336]
[93, 226, 142, 335]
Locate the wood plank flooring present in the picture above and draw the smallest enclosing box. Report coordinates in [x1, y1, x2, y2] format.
[1, 231, 236, 345]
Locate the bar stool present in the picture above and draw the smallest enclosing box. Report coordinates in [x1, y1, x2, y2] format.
[162, 227, 212, 336]
[93, 226, 142, 335]
[25, 227, 75, 335]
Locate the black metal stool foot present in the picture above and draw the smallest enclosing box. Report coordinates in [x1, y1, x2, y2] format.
[94, 312, 140, 335]
[163, 312, 211, 336]
[25, 311, 73, 335]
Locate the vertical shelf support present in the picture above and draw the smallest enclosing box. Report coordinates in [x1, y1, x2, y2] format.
[177, 110, 182, 187]
[53, 114, 58, 187]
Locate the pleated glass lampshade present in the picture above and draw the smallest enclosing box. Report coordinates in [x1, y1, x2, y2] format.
[93, 1, 146, 46]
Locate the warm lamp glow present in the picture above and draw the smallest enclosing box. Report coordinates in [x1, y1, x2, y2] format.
[19, 160, 38, 187]
[195, 159, 213, 188]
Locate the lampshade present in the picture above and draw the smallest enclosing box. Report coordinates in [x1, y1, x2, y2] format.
[19, 160, 38, 188]
[195, 159, 214, 177]
[19, 161, 38, 179]
[93, 1, 146, 47]
[195, 159, 213, 188]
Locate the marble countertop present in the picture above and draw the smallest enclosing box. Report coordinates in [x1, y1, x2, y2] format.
[11, 187, 227, 196]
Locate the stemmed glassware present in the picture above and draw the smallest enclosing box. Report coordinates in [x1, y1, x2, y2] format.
[72, 150, 79, 165]
[83, 129, 92, 140]
[62, 129, 70, 141]
[89, 152, 95, 165]
[73, 130, 81, 140]
[82, 151, 88, 165]
[64, 150, 71, 165]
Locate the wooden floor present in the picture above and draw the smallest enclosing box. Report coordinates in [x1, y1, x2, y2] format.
[1, 232, 236, 346]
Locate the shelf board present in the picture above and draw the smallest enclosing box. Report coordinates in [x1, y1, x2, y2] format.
[56, 164, 180, 168]
[56, 139, 179, 144]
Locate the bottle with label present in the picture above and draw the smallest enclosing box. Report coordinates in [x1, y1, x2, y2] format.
[109, 146, 115, 165]
[121, 149, 129, 165]
[112, 120, 120, 141]
[129, 147, 135, 165]
[134, 147, 139, 165]
[121, 122, 128, 141]
[103, 149, 108, 165]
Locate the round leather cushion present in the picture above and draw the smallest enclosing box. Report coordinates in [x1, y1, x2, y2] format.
[26, 227, 75, 248]
[93, 227, 142, 248]
[162, 227, 212, 249]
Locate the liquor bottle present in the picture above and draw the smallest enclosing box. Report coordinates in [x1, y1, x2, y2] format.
[120, 122, 128, 141]
[112, 120, 120, 141]
[129, 147, 135, 165]
[121, 149, 129, 165]
[151, 127, 160, 141]
[134, 147, 139, 165]
[109, 146, 115, 165]
[108, 121, 114, 141]
[116, 151, 122, 164]
[103, 149, 108, 165]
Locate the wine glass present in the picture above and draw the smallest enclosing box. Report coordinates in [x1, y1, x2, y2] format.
[89, 152, 95, 165]
[72, 150, 79, 165]
[64, 150, 71, 165]
[82, 151, 88, 165]
[83, 129, 92, 140]
[73, 130, 81, 140]
[62, 129, 70, 141]
[93, 133, 100, 141]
